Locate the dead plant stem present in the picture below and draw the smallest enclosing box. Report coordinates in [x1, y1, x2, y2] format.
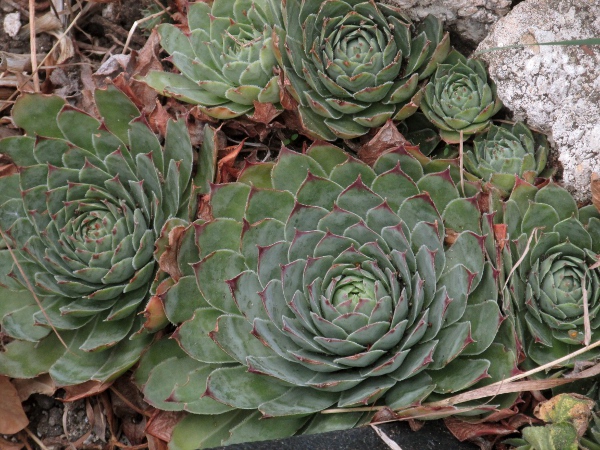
[28, 0, 39, 91]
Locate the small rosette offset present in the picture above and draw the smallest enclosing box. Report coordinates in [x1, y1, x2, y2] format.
[464, 122, 550, 192]
[420, 50, 502, 144]
[143, 0, 283, 120]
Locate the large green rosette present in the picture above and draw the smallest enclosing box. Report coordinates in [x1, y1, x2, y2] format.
[136, 135, 516, 448]
[0, 86, 193, 385]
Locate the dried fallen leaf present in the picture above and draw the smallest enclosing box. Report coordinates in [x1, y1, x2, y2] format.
[444, 417, 517, 442]
[372, 407, 401, 424]
[357, 120, 410, 166]
[197, 194, 213, 222]
[62, 380, 113, 401]
[111, 378, 150, 445]
[146, 410, 185, 443]
[12, 373, 56, 402]
[248, 101, 282, 124]
[216, 141, 245, 184]
[0, 435, 24, 450]
[157, 224, 187, 281]
[0, 376, 28, 434]
[592, 172, 600, 214]
[493, 224, 508, 251]
[276, 67, 298, 111]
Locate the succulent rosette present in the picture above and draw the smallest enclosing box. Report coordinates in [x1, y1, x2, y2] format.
[464, 122, 550, 193]
[502, 181, 600, 368]
[421, 50, 502, 144]
[0, 86, 193, 385]
[274, 0, 450, 140]
[143, 0, 282, 119]
[135, 139, 517, 447]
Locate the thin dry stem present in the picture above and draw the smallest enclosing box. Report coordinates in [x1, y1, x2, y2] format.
[109, 386, 153, 418]
[122, 7, 172, 54]
[501, 228, 538, 294]
[28, 0, 39, 91]
[370, 425, 403, 450]
[322, 346, 600, 417]
[0, 227, 68, 350]
[459, 130, 464, 196]
[582, 273, 592, 346]
[23, 428, 50, 450]
[3, 4, 88, 106]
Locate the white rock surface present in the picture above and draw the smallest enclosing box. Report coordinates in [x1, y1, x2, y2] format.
[379, 0, 512, 45]
[477, 0, 600, 203]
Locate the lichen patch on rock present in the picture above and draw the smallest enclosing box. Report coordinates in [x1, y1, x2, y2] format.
[477, 0, 600, 203]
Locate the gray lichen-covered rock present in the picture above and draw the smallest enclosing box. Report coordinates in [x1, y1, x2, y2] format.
[477, 0, 600, 203]
[379, 0, 512, 45]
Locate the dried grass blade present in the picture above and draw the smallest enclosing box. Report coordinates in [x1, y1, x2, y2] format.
[582, 273, 591, 346]
[459, 130, 465, 196]
[28, 0, 39, 91]
[501, 228, 538, 293]
[370, 425, 403, 450]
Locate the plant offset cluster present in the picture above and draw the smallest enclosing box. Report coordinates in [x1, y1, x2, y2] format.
[3, 1, 594, 448]
[464, 121, 551, 193]
[0, 86, 193, 385]
[420, 50, 503, 144]
[502, 182, 600, 368]
[144, 0, 282, 119]
[134, 140, 518, 448]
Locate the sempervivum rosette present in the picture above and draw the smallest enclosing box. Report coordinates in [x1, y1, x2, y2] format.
[135, 139, 516, 448]
[464, 122, 551, 193]
[0, 86, 193, 385]
[143, 0, 282, 120]
[502, 181, 600, 368]
[420, 50, 503, 144]
[274, 0, 450, 140]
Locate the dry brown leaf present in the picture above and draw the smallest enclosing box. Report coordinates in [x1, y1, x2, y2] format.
[12, 373, 56, 402]
[197, 194, 213, 222]
[216, 141, 245, 184]
[157, 224, 187, 281]
[493, 224, 508, 251]
[248, 101, 282, 124]
[111, 378, 150, 445]
[0, 435, 25, 450]
[148, 99, 171, 136]
[143, 294, 168, 331]
[276, 68, 299, 111]
[357, 120, 410, 166]
[62, 380, 113, 401]
[0, 376, 29, 434]
[0, 163, 17, 178]
[147, 434, 170, 450]
[444, 417, 517, 442]
[145, 410, 185, 443]
[592, 172, 600, 214]
[372, 407, 401, 424]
